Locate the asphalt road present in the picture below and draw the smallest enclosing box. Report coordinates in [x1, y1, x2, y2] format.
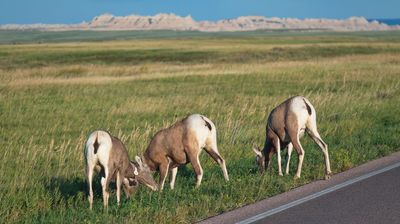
[256, 166, 400, 224]
[199, 151, 400, 224]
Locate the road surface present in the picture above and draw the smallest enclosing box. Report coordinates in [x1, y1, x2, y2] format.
[254, 165, 400, 224]
[199, 151, 400, 224]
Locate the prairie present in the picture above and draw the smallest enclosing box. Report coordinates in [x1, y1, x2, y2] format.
[0, 31, 399, 223]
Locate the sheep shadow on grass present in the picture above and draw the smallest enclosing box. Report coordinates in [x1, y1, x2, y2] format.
[44, 176, 95, 205]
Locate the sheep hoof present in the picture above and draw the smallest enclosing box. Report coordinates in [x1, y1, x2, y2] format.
[325, 174, 332, 180]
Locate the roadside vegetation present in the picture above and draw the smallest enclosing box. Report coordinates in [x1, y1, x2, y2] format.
[0, 31, 399, 223]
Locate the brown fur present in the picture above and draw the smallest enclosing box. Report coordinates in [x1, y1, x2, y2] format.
[258, 96, 304, 172]
[143, 115, 228, 189]
[255, 96, 331, 179]
[99, 135, 138, 199]
[258, 98, 297, 172]
[264, 97, 303, 156]
[108, 136, 137, 179]
[144, 120, 188, 171]
[85, 131, 139, 209]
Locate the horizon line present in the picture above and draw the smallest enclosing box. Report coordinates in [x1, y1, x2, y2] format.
[1, 13, 399, 26]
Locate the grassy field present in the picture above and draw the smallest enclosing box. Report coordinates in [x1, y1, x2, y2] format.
[1, 31, 400, 223]
[1, 29, 400, 44]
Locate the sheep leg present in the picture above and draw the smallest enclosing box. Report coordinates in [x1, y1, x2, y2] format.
[290, 134, 305, 179]
[287, 133, 304, 178]
[101, 166, 113, 210]
[170, 167, 178, 190]
[285, 143, 293, 175]
[204, 147, 229, 181]
[86, 162, 95, 210]
[122, 179, 131, 198]
[158, 162, 170, 191]
[187, 150, 203, 187]
[273, 137, 283, 176]
[286, 113, 305, 179]
[116, 171, 122, 206]
[307, 128, 332, 179]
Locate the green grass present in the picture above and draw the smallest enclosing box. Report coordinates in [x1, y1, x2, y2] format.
[0, 32, 400, 223]
[1, 41, 400, 70]
[2, 30, 400, 44]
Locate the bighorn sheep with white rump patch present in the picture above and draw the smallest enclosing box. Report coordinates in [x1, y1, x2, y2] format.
[139, 114, 229, 190]
[84, 130, 158, 210]
[252, 96, 332, 180]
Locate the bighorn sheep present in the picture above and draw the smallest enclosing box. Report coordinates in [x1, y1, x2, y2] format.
[139, 114, 229, 190]
[130, 156, 158, 192]
[84, 130, 158, 210]
[252, 96, 332, 180]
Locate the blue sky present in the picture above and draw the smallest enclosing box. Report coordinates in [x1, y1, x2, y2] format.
[0, 0, 399, 24]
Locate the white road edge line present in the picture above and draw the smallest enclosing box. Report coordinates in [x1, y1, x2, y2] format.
[237, 161, 400, 224]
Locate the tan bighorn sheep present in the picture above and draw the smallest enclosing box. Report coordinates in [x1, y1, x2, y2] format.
[84, 130, 158, 210]
[130, 156, 158, 192]
[252, 96, 332, 180]
[139, 114, 229, 190]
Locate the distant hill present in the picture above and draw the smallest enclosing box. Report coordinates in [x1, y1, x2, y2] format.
[368, 19, 400, 26]
[1, 13, 400, 32]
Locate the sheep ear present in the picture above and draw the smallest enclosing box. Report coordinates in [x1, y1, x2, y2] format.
[252, 144, 262, 156]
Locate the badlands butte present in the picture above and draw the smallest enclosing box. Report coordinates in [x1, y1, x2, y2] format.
[1, 13, 400, 31]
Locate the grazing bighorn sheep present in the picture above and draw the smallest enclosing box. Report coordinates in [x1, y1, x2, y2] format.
[84, 130, 157, 210]
[110, 159, 158, 199]
[252, 96, 332, 180]
[130, 156, 158, 192]
[139, 114, 229, 190]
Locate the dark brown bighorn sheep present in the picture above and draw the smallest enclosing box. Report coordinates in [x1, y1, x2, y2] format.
[252, 96, 332, 180]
